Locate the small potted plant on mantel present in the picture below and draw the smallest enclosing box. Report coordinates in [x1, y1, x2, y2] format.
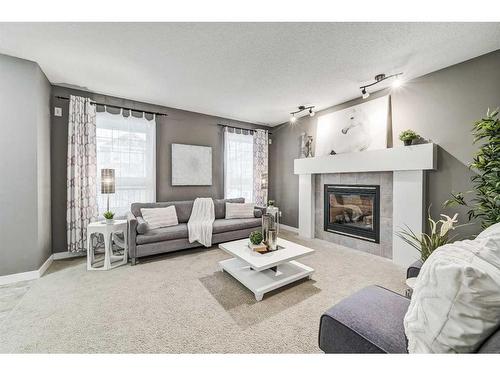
[103, 211, 115, 224]
[399, 129, 419, 146]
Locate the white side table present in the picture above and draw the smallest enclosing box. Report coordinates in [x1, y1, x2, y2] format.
[87, 219, 128, 271]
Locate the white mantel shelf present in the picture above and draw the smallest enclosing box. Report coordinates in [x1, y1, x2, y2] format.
[294, 143, 437, 175]
[293, 143, 438, 268]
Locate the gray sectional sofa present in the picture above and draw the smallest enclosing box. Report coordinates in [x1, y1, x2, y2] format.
[127, 198, 263, 265]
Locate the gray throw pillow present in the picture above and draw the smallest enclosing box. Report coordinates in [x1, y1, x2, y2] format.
[136, 216, 149, 234]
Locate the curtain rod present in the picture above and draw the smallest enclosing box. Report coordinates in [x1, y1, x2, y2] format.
[55, 96, 168, 117]
[217, 123, 272, 135]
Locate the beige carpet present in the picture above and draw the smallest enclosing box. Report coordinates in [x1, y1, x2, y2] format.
[0, 231, 406, 353]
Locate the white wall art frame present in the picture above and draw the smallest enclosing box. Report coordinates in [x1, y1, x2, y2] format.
[172, 143, 212, 186]
[315, 95, 390, 156]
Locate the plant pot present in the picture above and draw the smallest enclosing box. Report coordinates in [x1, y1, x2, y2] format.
[105, 218, 115, 224]
[403, 139, 413, 146]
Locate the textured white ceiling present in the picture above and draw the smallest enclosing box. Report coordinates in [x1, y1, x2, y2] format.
[0, 23, 499, 125]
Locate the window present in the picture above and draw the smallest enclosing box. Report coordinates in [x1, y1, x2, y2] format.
[96, 110, 156, 217]
[224, 130, 253, 202]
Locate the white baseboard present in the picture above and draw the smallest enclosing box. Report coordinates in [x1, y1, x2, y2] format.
[280, 224, 299, 233]
[0, 254, 54, 286]
[52, 251, 86, 260]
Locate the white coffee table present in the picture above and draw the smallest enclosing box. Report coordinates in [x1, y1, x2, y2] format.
[218, 238, 315, 301]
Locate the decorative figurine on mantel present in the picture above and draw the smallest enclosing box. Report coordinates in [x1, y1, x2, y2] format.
[305, 135, 314, 157]
[300, 133, 314, 158]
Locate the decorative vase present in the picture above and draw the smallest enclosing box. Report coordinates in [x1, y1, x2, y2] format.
[106, 218, 114, 224]
[403, 139, 413, 146]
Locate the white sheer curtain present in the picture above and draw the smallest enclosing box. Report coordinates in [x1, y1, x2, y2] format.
[224, 127, 254, 202]
[96, 109, 156, 218]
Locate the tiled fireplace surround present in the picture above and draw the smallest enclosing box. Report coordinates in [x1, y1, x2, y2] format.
[295, 144, 437, 267]
[314, 172, 393, 259]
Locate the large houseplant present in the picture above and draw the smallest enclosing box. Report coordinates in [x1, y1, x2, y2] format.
[445, 109, 500, 229]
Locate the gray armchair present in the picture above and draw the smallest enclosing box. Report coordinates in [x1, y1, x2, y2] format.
[319, 283, 500, 353]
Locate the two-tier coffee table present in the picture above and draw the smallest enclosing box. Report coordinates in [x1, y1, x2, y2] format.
[218, 238, 315, 301]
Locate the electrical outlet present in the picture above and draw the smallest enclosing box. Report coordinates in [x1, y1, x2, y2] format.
[268, 138, 272, 145]
[54, 107, 62, 117]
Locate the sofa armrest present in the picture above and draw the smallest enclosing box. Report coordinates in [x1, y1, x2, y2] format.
[127, 211, 138, 260]
[406, 259, 423, 279]
[319, 285, 410, 353]
[254, 206, 266, 217]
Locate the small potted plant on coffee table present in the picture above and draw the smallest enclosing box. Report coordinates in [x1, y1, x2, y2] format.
[249, 231, 267, 253]
[399, 129, 419, 146]
[103, 211, 115, 224]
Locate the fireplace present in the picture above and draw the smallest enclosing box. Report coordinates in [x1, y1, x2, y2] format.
[324, 184, 380, 243]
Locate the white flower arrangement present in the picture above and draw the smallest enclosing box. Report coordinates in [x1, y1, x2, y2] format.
[397, 209, 461, 262]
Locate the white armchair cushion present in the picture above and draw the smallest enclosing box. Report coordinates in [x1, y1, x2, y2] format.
[404, 233, 500, 353]
[140, 206, 179, 230]
[225, 202, 255, 219]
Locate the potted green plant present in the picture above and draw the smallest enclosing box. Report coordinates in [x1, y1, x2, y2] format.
[248, 230, 266, 252]
[445, 109, 500, 229]
[399, 129, 419, 146]
[103, 211, 115, 224]
[397, 208, 462, 262]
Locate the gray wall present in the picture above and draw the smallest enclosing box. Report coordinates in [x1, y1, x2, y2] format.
[51, 86, 271, 253]
[269, 50, 500, 239]
[0, 54, 51, 276]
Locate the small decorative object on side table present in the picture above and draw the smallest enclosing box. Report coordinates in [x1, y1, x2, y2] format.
[103, 210, 115, 224]
[87, 219, 128, 271]
[405, 277, 417, 298]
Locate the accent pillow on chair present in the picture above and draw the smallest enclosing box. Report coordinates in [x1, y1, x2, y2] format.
[140, 206, 179, 230]
[225, 202, 255, 219]
[404, 228, 500, 353]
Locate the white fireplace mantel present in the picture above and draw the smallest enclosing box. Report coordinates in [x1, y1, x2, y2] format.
[294, 143, 437, 267]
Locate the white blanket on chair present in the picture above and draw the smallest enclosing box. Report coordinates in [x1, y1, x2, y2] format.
[188, 198, 215, 247]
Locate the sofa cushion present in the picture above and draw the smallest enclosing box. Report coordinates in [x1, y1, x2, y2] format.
[140, 206, 179, 229]
[136, 223, 188, 245]
[136, 216, 149, 234]
[225, 202, 255, 219]
[131, 201, 194, 223]
[212, 218, 261, 234]
[404, 235, 500, 353]
[319, 285, 409, 353]
[214, 198, 244, 219]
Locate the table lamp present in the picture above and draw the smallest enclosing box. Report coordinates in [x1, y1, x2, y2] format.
[101, 168, 115, 212]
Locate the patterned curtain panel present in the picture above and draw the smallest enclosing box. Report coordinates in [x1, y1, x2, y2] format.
[253, 129, 269, 207]
[67, 95, 98, 252]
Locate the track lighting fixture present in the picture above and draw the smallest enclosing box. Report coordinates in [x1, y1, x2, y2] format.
[361, 88, 370, 99]
[360, 72, 403, 99]
[290, 105, 316, 123]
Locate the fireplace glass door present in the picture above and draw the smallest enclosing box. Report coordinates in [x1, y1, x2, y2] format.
[324, 185, 380, 243]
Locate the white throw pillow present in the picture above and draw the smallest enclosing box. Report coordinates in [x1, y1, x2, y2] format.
[140, 206, 179, 230]
[225, 202, 255, 219]
[404, 236, 500, 353]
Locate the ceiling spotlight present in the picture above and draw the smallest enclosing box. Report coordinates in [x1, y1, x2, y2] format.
[289, 105, 316, 123]
[392, 77, 403, 88]
[360, 72, 403, 98]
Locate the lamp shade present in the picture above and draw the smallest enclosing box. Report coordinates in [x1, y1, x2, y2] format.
[101, 168, 115, 194]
